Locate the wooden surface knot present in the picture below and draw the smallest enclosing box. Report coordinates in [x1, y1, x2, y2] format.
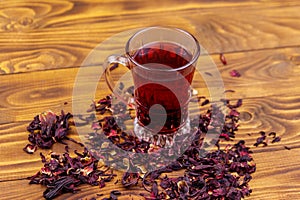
[290, 54, 300, 65]
[0, 8, 36, 32]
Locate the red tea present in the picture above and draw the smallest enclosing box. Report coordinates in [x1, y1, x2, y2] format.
[130, 42, 196, 133]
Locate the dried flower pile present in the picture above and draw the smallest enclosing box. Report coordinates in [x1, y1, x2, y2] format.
[23, 90, 265, 200]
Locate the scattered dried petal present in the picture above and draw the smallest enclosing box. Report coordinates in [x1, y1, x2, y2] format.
[230, 69, 241, 77]
[26, 110, 73, 151]
[25, 87, 263, 200]
[271, 136, 281, 143]
[201, 99, 210, 106]
[122, 172, 139, 187]
[28, 149, 116, 199]
[268, 132, 277, 138]
[23, 144, 37, 154]
[284, 146, 291, 150]
[204, 71, 213, 76]
[220, 53, 227, 65]
[224, 89, 235, 93]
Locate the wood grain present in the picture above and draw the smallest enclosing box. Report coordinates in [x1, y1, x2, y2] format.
[1, 0, 300, 199]
[0, 0, 300, 74]
[0, 46, 300, 124]
[0, 178, 150, 200]
[0, 82, 299, 194]
[0, 121, 84, 181]
[1, 91, 300, 180]
[1, 79, 300, 198]
[0, 137, 299, 200]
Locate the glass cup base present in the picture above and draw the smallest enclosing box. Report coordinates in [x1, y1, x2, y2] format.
[133, 116, 191, 148]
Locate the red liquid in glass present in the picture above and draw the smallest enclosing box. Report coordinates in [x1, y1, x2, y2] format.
[131, 42, 195, 133]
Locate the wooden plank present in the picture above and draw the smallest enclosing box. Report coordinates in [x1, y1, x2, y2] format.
[0, 1, 300, 74]
[1, 90, 300, 181]
[0, 146, 299, 199]
[1, 88, 300, 195]
[0, 178, 148, 200]
[0, 151, 300, 200]
[0, 121, 84, 181]
[1, 1, 300, 199]
[2, 165, 300, 200]
[0, 46, 300, 124]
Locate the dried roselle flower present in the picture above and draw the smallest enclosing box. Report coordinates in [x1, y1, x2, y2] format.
[235, 99, 243, 108]
[204, 71, 213, 76]
[82, 92, 257, 200]
[92, 95, 113, 114]
[99, 179, 105, 188]
[109, 190, 121, 200]
[40, 152, 47, 163]
[243, 173, 252, 183]
[43, 176, 79, 199]
[219, 133, 231, 141]
[91, 121, 102, 131]
[227, 99, 243, 109]
[201, 99, 210, 106]
[29, 148, 115, 199]
[65, 145, 69, 152]
[271, 136, 281, 143]
[25, 110, 73, 151]
[212, 188, 226, 197]
[229, 109, 240, 117]
[168, 161, 182, 171]
[166, 189, 177, 199]
[259, 131, 266, 136]
[111, 190, 121, 195]
[27, 115, 41, 132]
[160, 176, 172, 189]
[150, 181, 159, 197]
[39, 110, 57, 126]
[268, 132, 276, 138]
[23, 144, 37, 154]
[253, 132, 268, 147]
[230, 69, 241, 77]
[121, 172, 139, 187]
[220, 53, 227, 65]
[177, 180, 189, 195]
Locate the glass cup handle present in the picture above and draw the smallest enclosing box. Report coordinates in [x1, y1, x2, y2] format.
[104, 54, 131, 103]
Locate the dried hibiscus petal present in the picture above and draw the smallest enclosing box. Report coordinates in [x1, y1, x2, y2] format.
[253, 131, 281, 147]
[220, 53, 227, 65]
[271, 136, 281, 143]
[25, 88, 261, 200]
[25, 110, 74, 151]
[230, 69, 241, 77]
[28, 148, 116, 199]
[121, 172, 139, 187]
[23, 144, 37, 154]
[268, 132, 276, 138]
[109, 190, 121, 200]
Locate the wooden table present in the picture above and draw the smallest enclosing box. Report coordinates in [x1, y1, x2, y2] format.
[1, 0, 300, 199]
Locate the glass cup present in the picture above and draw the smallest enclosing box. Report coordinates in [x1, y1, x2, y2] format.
[104, 27, 200, 146]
